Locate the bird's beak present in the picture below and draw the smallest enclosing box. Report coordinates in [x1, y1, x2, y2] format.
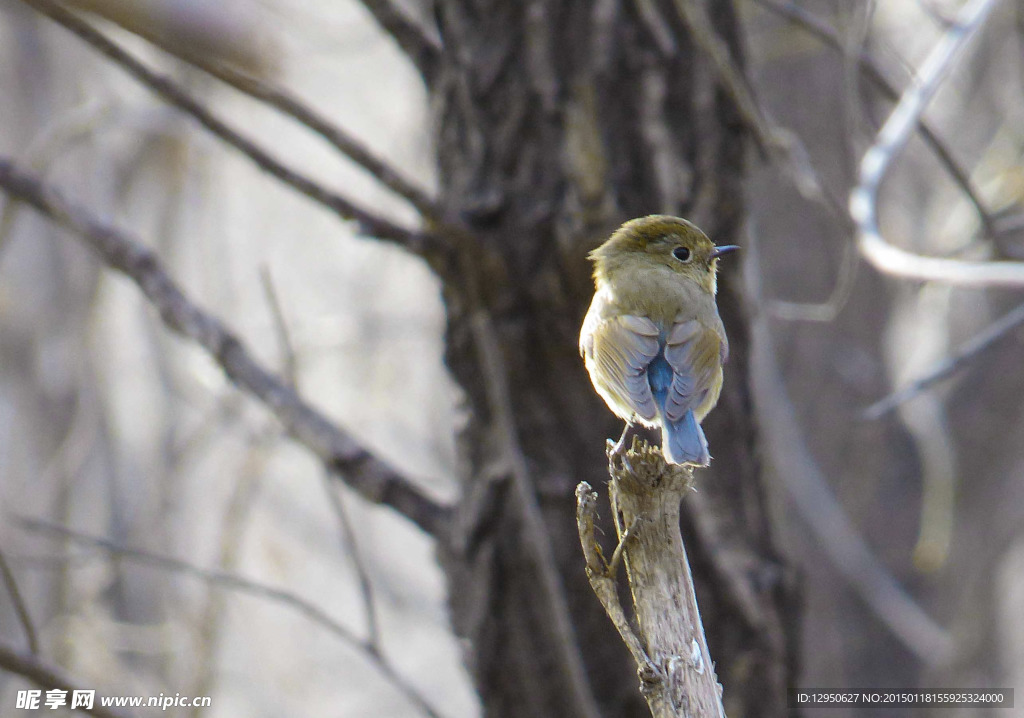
[710, 245, 740, 259]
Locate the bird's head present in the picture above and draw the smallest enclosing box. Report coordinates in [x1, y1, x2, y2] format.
[589, 215, 738, 294]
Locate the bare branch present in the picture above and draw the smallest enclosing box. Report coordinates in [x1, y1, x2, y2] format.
[631, 0, 677, 57]
[0, 159, 451, 538]
[672, 0, 771, 153]
[749, 0, 998, 239]
[198, 63, 445, 224]
[22, 0, 437, 253]
[524, 0, 560, 114]
[994, 211, 1024, 239]
[591, 0, 622, 71]
[468, 309, 603, 718]
[741, 223, 958, 664]
[0, 641, 132, 718]
[863, 299, 1024, 419]
[672, 0, 848, 220]
[0, 548, 39, 654]
[259, 266, 298, 389]
[764, 236, 860, 323]
[578, 442, 725, 718]
[62, 0, 278, 77]
[849, 0, 1024, 286]
[323, 475, 382, 650]
[639, 66, 684, 214]
[575, 482, 652, 670]
[28, 0, 448, 226]
[17, 518, 448, 718]
[749, 316, 955, 665]
[189, 442, 265, 718]
[358, 0, 441, 83]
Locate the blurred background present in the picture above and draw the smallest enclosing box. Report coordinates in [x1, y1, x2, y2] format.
[0, 0, 1022, 716]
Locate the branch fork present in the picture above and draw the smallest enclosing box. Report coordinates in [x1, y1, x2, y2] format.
[576, 438, 725, 718]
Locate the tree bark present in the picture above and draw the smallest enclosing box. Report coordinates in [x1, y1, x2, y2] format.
[429, 1, 800, 716]
[576, 441, 727, 718]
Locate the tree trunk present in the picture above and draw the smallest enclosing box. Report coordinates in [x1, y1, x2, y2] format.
[430, 1, 799, 716]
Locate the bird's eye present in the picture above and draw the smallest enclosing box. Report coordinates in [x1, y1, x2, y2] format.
[672, 246, 691, 262]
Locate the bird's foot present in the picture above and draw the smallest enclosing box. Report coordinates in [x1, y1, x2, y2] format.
[607, 422, 638, 459]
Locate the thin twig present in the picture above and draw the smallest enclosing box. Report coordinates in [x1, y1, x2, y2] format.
[468, 309, 604, 718]
[680, 489, 779, 637]
[259, 266, 298, 388]
[639, 66, 684, 214]
[764, 234, 860, 322]
[16, 518, 447, 718]
[323, 476, 381, 649]
[591, 0, 621, 73]
[0, 641, 131, 718]
[63, 0, 276, 77]
[0, 159, 451, 538]
[898, 393, 957, 573]
[672, 0, 771, 153]
[995, 211, 1024, 238]
[672, 0, 848, 219]
[189, 442, 265, 718]
[200, 63, 444, 224]
[358, 0, 441, 82]
[0, 548, 39, 654]
[575, 483, 652, 670]
[0, 98, 110, 267]
[749, 0, 998, 239]
[30, 0, 448, 226]
[748, 306, 955, 665]
[850, 0, 1024, 286]
[863, 299, 1024, 419]
[21, 0, 435, 253]
[524, 0, 560, 114]
[917, 0, 962, 29]
[632, 0, 677, 56]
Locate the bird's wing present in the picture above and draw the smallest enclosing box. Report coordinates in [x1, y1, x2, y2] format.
[582, 313, 661, 422]
[662, 319, 724, 423]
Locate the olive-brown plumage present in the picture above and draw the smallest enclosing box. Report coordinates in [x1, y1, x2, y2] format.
[579, 215, 736, 465]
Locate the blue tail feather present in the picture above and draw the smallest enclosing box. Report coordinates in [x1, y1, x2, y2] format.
[649, 347, 710, 465]
[648, 353, 673, 405]
[662, 410, 710, 466]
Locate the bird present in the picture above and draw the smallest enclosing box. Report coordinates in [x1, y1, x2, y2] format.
[579, 215, 738, 466]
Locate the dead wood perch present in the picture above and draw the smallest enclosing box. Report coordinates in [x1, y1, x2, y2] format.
[576, 438, 725, 718]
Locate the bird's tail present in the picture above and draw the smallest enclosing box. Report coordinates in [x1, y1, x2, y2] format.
[662, 410, 710, 466]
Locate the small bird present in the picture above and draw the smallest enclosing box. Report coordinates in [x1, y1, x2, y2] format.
[579, 215, 738, 466]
